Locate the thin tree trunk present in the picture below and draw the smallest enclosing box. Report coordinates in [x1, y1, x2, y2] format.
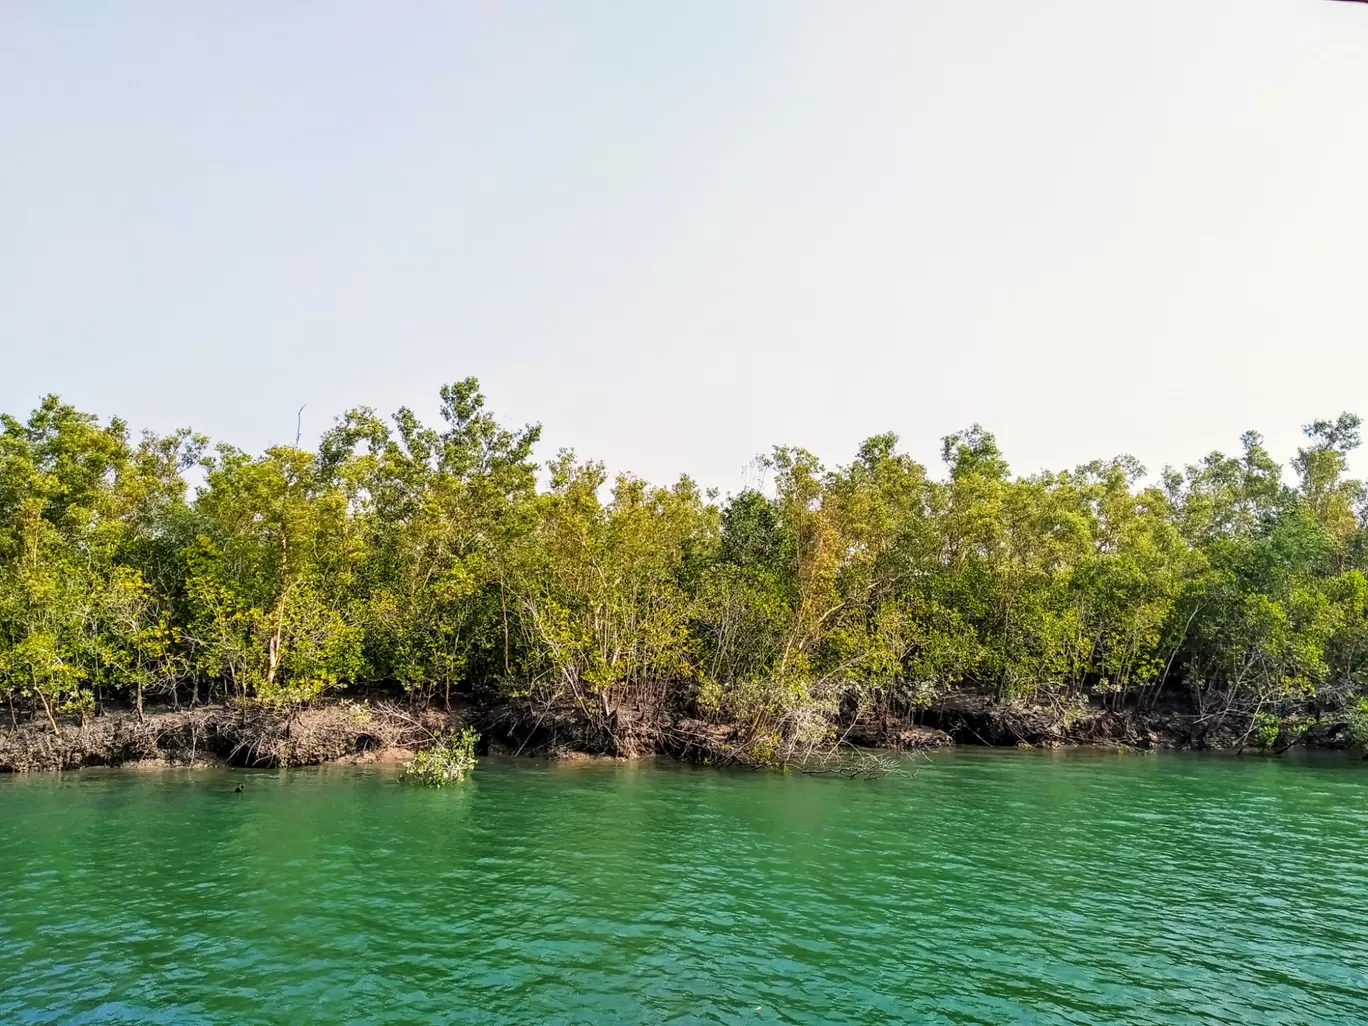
[501, 579, 511, 677]
[37, 690, 59, 734]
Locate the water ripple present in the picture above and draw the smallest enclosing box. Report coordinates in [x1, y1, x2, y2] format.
[3, 751, 1368, 1024]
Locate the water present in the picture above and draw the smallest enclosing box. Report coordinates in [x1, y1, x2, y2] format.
[2, 750, 1366, 1025]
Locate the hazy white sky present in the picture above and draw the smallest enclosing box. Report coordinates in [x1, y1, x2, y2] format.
[3, 1, 1366, 492]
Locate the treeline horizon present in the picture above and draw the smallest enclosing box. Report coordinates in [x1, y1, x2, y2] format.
[3, 380, 1366, 754]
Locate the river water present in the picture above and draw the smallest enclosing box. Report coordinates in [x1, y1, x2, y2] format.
[2, 750, 1366, 1025]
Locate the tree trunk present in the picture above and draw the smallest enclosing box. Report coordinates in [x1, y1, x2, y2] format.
[501, 579, 512, 677]
[36, 690, 59, 734]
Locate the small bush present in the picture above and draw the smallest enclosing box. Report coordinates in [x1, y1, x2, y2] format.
[403, 727, 479, 786]
[1347, 699, 1368, 751]
[1252, 711, 1281, 749]
[343, 701, 373, 725]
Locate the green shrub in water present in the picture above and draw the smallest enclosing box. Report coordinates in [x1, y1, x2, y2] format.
[403, 727, 479, 786]
[1347, 699, 1368, 751]
[1252, 711, 1281, 749]
[1251, 712, 1309, 751]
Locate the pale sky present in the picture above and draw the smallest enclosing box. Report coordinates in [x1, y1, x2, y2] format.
[3, 1, 1366, 493]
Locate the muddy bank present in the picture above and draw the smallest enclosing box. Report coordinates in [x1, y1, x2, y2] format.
[0, 703, 464, 773]
[477, 701, 953, 763]
[1, 693, 1354, 773]
[919, 695, 1354, 751]
[1, 699, 953, 773]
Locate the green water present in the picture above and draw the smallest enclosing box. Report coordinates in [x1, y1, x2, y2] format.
[2, 752, 1366, 1025]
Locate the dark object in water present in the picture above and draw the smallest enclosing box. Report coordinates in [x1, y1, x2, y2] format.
[234, 784, 244, 793]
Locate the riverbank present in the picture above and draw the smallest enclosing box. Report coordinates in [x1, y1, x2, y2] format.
[1, 694, 1355, 772]
[0, 702, 420, 772]
[0, 702, 952, 773]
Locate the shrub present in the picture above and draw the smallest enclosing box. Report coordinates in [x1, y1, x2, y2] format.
[1252, 711, 1281, 749]
[403, 727, 479, 786]
[1347, 699, 1368, 751]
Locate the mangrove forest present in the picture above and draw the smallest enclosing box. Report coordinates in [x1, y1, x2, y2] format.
[2, 380, 1367, 763]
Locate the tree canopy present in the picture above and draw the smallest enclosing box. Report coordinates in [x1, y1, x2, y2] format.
[3, 383, 1365, 754]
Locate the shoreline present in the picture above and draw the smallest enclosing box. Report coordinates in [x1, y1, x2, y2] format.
[1, 696, 1356, 774]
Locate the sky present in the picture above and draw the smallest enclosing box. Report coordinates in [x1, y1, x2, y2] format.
[2, 1, 1367, 495]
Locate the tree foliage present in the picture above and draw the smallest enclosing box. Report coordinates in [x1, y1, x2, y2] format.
[3, 385, 1366, 751]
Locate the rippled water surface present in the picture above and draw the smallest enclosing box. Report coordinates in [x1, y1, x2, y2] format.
[3, 750, 1367, 1025]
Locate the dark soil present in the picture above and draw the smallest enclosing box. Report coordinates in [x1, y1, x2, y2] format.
[0, 692, 1352, 773]
[918, 694, 1354, 751]
[0, 703, 465, 773]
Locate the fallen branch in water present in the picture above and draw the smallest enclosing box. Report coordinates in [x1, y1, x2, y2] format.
[797, 750, 903, 779]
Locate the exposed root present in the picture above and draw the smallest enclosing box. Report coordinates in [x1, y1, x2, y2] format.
[0, 702, 469, 772]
